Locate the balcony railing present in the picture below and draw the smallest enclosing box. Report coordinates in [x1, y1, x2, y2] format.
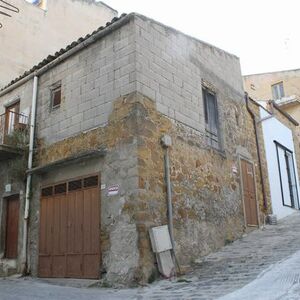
[0, 111, 30, 148]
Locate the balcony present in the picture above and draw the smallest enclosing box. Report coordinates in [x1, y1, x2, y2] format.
[0, 111, 30, 161]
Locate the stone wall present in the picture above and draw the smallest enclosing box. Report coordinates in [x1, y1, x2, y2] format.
[29, 91, 265, 285]
[133, 93, 265, 282]
[31, 93, 141, 285]
[0, 14, 266, 285]
[134, 14, 244, 131]
[0, 158, 26, 276]
[247, 100, 272, 215]
[36, 19, 136, 146]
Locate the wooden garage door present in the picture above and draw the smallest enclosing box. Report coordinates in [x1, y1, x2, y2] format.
[241, 159, 259, 226]
[39, 175, 101, 279]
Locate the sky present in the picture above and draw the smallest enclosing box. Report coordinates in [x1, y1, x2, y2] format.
[103, 0, 300, 75]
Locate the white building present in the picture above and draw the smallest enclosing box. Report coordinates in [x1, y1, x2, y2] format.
[260, 106, 300, 219]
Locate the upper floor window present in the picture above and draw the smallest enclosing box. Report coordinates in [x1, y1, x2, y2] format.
[272, 82, 284, 99]
[202, 87, 220, 149]
[51, 82, 61, 109]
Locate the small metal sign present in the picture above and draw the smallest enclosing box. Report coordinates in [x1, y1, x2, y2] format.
[5, 184, 12, 193]
[232, 164, 238, 174]
[107, 185, 119, 196]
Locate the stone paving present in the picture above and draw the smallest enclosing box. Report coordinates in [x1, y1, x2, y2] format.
[1, 212, 300, 299]
[138, 212, 300, 299]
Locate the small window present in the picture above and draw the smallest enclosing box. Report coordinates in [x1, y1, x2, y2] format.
[41, 186, 53, 197]
[272, 82, 284, 99]
[68, 179, 82, 191]
[83, 176, 98, 188]
[54, 183, 67, 194]
[51, 84, 61, 109]
[202, 87, 220, 149]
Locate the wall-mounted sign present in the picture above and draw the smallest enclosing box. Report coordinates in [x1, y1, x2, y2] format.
[5, 184, 12, 193]
[107, 185, 119, 196]
[232, 164, 238, 174]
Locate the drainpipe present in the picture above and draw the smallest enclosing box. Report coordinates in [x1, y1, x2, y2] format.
[21, 75, 38, 274]
[161, 135, 175, 249]
[245, 93, 268, 211]
[161, 135, 180, 275]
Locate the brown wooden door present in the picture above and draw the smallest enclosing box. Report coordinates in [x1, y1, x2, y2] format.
[241, 159, 259, 226]
[39, 175, 101, 279]
[5, 195, 20, 258]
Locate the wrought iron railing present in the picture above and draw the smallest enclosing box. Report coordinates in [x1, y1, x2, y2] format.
[0, 111, 30, 148]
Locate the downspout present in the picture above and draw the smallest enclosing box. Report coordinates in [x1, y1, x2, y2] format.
[21, 75, 38, 274]
[161, 135, 180, 275]
[245, 93, 268, 211]
[161, 135, 175, 249]
[164, 147, 175, 249]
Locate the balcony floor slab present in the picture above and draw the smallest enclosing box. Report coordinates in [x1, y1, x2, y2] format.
[0, 144, 24, 161]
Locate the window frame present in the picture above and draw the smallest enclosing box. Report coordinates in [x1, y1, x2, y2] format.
[274, 141, 299, 209]
[50, 82, 62, 110]
[271, 81, 284, 100]
[202, 86, 221, 150]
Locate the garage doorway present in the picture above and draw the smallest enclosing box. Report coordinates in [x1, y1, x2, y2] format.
[240, 159, 259, 226]
[38, 174, 101, 279]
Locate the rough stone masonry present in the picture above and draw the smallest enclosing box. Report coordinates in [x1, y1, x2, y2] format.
[0, 13, 264, 285]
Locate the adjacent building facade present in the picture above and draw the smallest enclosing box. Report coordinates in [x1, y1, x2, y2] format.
[0, 0, 117, 88]
[0, 13, 276, 284]
[243, 69, 300, 140]
[247, 98, 300, 220]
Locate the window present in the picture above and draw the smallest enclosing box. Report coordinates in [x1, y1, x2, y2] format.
[202, 87, 220, 149]
[51, 83, 61, 109]
[5, 101, 20, 135]
[272, 82, 284, 99]
[275, 141, 299, 208]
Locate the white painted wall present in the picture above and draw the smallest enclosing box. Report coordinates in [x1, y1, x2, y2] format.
[260, 107, 300, 219]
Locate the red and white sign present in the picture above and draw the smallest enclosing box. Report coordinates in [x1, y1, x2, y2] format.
[107, 185, 119, 196]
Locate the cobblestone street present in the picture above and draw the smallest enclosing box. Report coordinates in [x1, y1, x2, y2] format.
[1, 213, 300, 300]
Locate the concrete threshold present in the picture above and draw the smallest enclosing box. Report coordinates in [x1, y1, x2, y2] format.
[33, 277, 101, 288]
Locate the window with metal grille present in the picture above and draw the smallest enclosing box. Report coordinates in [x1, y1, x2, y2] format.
[83, 176, 98, 188]
[272, 82, 284, 100]
[51, 83, 62, 109]
[202, 87, 220, 149]
[41, 186, 53, 197]
[54, 183, 67, 194]
[68, 179, 82, 191]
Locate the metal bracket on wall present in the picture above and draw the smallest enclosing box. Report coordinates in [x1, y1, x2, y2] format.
[0, 0, 19, 29]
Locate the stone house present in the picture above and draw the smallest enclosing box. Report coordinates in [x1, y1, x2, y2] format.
[243, 69, 300, 141]
[0, 13, 266, 284]
[0, 0, 117, 87]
